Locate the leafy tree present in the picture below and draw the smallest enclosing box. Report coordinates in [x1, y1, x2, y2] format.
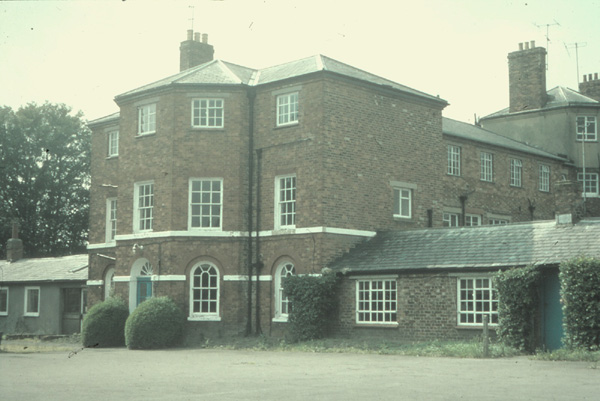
[0, 102, 90, 258]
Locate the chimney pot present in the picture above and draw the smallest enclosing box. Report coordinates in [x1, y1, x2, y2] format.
[584, 74, 588, 82]
[524, 42, 530, 50]
[589, 73, 593, 81]
[194, 32, 201, 42]
[202, 33, 208, 44]
[530, 40, 535, 48]
[519, 42, 523, 51]
[187, 29, 193, 41]
[595, 73, 599, 80]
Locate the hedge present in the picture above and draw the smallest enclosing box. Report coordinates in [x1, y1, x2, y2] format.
[125, 296, 186, 349]
[560, 256, 600, 350]
[494, 265, 540, 352]
[81, 297, 129, 348]
[282, 270, 339, 342]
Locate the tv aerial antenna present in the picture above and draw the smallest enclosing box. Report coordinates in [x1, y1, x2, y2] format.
[189, 5, 195, 31]
[534, 20, 560, 70]
[565, 42, 587, 85]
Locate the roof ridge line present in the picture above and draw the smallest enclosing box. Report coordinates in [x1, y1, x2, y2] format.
[216, 60, 244, 84]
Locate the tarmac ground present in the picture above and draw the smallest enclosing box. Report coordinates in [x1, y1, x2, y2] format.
[1, 338, 599, 400]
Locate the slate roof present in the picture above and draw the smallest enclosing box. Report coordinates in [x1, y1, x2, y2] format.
[114, 55, 446, 106]
[443, 117, 567, 161]
[482, 86, 600, 119]
[328, 219, 600, 274]
[0, 254, 88, 283]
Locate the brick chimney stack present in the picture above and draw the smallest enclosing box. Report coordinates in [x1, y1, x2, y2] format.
[508, 41, 547, 112]
[579, 73, 600, 102]
[6, 221, 23, 262]
[179, 29, 214, 72]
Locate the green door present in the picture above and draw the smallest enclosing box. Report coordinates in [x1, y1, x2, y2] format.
[541, 269, 564, 350]
[136, 277, 152, 306]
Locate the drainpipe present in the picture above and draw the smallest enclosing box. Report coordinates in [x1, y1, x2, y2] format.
[245, 87, 256, 336]
[459, 195, 468, 227]
[255, 148, 263, 335]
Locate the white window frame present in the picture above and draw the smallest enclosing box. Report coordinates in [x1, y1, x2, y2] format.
[273, 262, 295, 322]
[138, 103, 156, 135]
[275, 175, 296, 229]
[104, 267, 115, 300]
[578, 172, 599, 197]
[189, 262, 220, 321]
[465, 214, 481, 227]
[393, 187, 412, 219]
[134, 181, 154, 233]
[276, 92, 299, 127]
[107, 130, 119, 157]
[539, 165, 550, 192]
[191, 98, 224, 128]
[24, 286, 40, 317]
[489, 218, 509, 225]
[188, 178, 223, 230]
[0, 287, 8, 316]
[576, 116, 597, 141]
[480, 152, 493, 182]
[105, 198, 117, 243]
[510, 159, 522, 187]
[457, 277, 498, 326]
[443, 212, 459, 227]
[355, 278, 398, 324]
[447, 145, 461, 176]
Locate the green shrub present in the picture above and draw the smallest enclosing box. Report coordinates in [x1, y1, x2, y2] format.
[81, 297, 129, 348]
[494, 265, 540, 352]
[560, 256, 600, 350]
[282, 270, 339, 342]
[125, 296, 186, 349]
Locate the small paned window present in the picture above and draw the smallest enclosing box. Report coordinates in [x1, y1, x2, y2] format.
[447, 145, 461, 176]
[578, 172, 599, 196]
[465, 214, 481, 227]
[275, 262, 295, 320]
[189, 179, 222, 229]
[24, 287, 40, 317]
[393, 188, 412, 219]
[276, 93, 299, 127]
[576, 116, 597, 141]
[190, 263, 220, 318]
[192, 99, 224, 128]
[539, 165, 550, 192]
[510, 159, 522, 187]
[458, 278, 498, 326]
[490, 219, 509, 225]
[443, 213, 459, 227]
[107, 130, 119, 157]
[135, 182, 154, 232]
[106, 198, 117, 243]
[276, 175, 296, 228]
[138, 104, 156, 135]
[480, 152, 493, 182]
[0, 287, 8, 315]
[356, 279, 397, 324]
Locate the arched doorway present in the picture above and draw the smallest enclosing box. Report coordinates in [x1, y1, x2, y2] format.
[129, 258, 153, 312]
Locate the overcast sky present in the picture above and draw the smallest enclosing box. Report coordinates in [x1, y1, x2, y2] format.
[1, 0, 599, 124]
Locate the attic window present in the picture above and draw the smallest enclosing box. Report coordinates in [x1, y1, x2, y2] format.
[276, 92, 298, 127]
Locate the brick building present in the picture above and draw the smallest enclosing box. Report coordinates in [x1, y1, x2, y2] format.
[480, 41, 600, 217]
[87, 32, 579, 341]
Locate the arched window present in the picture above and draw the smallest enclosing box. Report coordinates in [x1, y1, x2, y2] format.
[104, 266, 115, 300]
[274, 262, 295, 321]
[189, 262, 220, 320]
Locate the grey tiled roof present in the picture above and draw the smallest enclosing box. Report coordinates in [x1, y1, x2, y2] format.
[443, 117, 566, 161]
[115, 55, 446, 106]
[328, 219, 600, 273]
[482, 86, 599, 119]
[88, 112, 120, 127]
[0, 254, 88, 283]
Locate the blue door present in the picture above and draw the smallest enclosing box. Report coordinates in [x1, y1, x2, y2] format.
[541, 269, 564, 350]
[136, 277, 152, 306]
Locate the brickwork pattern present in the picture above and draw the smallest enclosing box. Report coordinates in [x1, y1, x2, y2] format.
[508, 46, 547, 112]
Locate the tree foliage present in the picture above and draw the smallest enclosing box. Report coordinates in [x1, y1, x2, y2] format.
[494, 265, 540, 352]
[560, 256, 600, 350]
[282, 271, 340, 342]
[0, 102, 90, 258]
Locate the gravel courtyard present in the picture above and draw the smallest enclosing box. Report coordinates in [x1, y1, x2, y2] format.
[1, 344, 599, 400]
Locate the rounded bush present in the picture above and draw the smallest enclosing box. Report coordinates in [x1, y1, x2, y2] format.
[81, 297, 129, 348]
[125, 296, 186, 349]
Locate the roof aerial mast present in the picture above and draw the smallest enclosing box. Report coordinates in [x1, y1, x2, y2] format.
[534, 20, 560, 70]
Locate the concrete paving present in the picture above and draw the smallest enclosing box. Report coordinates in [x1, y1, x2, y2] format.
[1, 344, 599, 400]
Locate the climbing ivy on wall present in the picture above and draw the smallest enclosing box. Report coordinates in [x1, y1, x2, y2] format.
[494, 265, 540, 352]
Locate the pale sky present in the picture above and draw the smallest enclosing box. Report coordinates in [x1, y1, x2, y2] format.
[1, 0, 599, 124]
